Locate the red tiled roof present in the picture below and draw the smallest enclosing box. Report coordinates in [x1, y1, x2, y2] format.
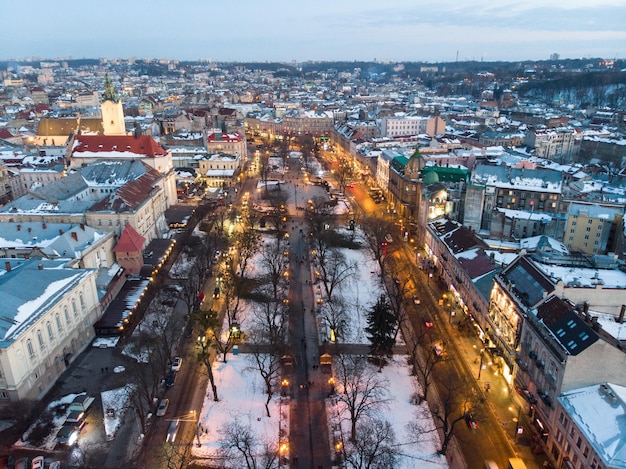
[0, 129, 14, 139]
[206, 131, 243, 143]
[113, 223, 146, 252]
[72, 135, 168, 157]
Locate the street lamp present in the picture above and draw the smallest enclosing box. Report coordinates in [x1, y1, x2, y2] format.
[428, 273, 433, 284]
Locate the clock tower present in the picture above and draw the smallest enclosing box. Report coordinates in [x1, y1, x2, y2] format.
[100, 74, 126, 136]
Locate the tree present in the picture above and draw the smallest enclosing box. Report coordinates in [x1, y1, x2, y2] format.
[333, 354, 391, 441]
[234, 212, 261, 280]
[318, 297, 349, 343]
[385, 264, 413, 342]
[316, 247, 357, 304]
[248, 346, 282, 418]
[219, 419, 279, 469]
[365, 295, 397, 370]
[342, 418, 398, 469]
[362, 217, 394, 274]
[407, 317, 440, 403]
[259, 237, 289, 302]
[192, 308, 221, 401]
[414, 375, 480, 455]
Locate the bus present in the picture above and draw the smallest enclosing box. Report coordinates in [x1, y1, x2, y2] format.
[508, 458, 527, 469]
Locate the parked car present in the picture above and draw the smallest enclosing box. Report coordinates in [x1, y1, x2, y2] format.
[156, 398, 169, 416]
[171, 357, 182, 372]
[465, 412, 478, 429]
[213, 287, 220, 299]
[164, 370, 176, 387]
[433, 343, 444, 357]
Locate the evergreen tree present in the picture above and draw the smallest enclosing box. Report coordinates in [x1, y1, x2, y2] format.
[365, 295, 397, 369]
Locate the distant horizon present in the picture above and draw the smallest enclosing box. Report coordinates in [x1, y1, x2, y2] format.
[1, 55, 621, 65]
[2, 0, 624, 64]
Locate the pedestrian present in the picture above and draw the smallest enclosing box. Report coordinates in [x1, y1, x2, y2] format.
[105, 367, 109, 373]
[101, 368, 104, 374]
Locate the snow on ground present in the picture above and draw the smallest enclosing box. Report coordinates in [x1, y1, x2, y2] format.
[191, 354, 285, 467]
[327, 355, 447, 468]
[187, 227, 445, 467]
[102, 385, 134, 441]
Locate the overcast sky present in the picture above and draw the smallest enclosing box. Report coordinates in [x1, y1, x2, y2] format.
[3, 0, 625, 63]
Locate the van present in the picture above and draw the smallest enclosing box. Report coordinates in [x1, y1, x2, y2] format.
[508, 458, 527, 469]
[166, 419, 180, 442]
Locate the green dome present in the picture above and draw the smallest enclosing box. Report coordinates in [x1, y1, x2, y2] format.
[422, 170, 439, 185]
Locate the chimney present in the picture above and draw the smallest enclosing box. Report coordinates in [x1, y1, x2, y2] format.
[619, 305, 626, 324]
[80, 223, 85, 230]
[583, 301, 589, 314]
[38, 264, 44, 270]
[28, 227, 32, 233]
[42, 223, 47, 229]
[59, 229, 64, 235]
[17, 224, 21, 231]
[71, 232, 78, 241]
[5, 261, 11, 272]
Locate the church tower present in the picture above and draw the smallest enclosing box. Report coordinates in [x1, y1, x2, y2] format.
[100, 74, 126, 136]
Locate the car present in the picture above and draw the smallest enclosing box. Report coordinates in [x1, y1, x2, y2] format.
[213, 287, 220, 299]
[164, 370, 177, 387]
[423, 317, 434, 329]
[166, 419, 180, 442]
[384, 234, 393, 243]
[48, 463, 61, 469]
[516, 386, 538, 404]
[171, 357, 182, 372]
[433, 343, 444, 357]
[31, 456, 44, 469]
[156, 398, 169, 416]
[346, 182, 355, 188]
[465, 412, 478, 429]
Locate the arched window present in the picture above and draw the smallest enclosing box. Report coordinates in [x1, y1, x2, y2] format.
[36, 330, 45, 350]
[55, 313, 63, 334]
[72, 299, 78, 318]
[64, 306, 71, 325]
[26, 339, 35, 358]
[79, 292, 86, 311]
[46, 321, 54, 341]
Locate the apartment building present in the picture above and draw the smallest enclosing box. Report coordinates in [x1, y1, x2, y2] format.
[563, 202, 624, 255]
[525, 127, 582, 162]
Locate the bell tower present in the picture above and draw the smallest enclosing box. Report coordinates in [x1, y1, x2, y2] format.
[100, 74, 126, 136]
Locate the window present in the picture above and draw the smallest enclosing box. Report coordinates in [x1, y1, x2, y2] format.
[64, 306, 71, 325]
[586, 227, 591, 232]
[46, 321, 54, 341]
[583, 446, 589, 458]
[596, 232, 601, 238]
[72, 299, 78, 318]
[37, 330, 45, 350]
[576, 436, 582, 448]
[588, 219, 593, 224]
[26, 339, 35, 358]
[0, 391, 8, 399]
[55, 314, 63, 334]
[79, 292, 86, 311]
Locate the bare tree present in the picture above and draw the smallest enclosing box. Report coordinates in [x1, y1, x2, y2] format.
[234, 213, 261, 280]
[407, 323, 440, 403]
[317, 247, 357, 304]
[385, 264, 413, 342]
[192, 308, 220, 401]
[154, 438, 194, 469]
[259, 237, 289, 302]
[247, 346, 282, 418]
[219, 419, 280, 469]
[261, 190, 289, 237]
[421, 375, 480, 455]
[342, 418, 399, 469]
[362, 217, 394, 274]
[333, 354, 391, 441]
[318, 297, 350, 343]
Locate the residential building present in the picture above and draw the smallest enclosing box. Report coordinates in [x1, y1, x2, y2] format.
[563, 202, 624, 256]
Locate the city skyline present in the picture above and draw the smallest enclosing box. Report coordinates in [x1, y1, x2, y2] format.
[2, 0, 625, 64]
